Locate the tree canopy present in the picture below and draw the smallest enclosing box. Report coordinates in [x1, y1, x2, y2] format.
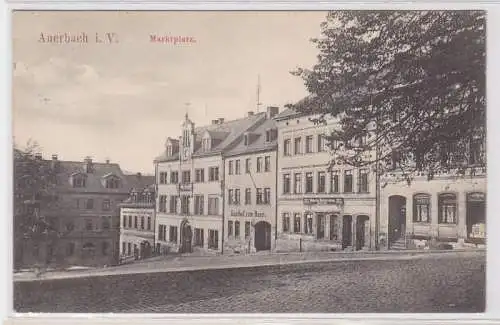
[291, 11, 486, 183]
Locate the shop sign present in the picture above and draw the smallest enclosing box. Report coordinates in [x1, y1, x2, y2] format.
[303, 198, 344, 206]
[230, 210, 265, 218]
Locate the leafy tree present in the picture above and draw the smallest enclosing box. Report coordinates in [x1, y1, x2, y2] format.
[14, 141, 60, 269]
[290, 10, 486, 184]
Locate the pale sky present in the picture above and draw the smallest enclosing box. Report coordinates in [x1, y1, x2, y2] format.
[12, 11, 326, 174]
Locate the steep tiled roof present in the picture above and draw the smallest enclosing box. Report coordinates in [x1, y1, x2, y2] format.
[224, 118, 278, 157]
[51, 160, 135, 194]
[154, 112, 267, 162]
[124, 174, 155, 192]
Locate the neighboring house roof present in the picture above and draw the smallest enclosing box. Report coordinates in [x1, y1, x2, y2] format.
[154, 112, 267, 162]
[124, 174, 155, 192]
[224, 118, 278, 157]
[50, 160, 136, 194]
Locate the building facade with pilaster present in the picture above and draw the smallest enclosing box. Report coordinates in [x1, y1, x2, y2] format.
[274, 108, 377, 252]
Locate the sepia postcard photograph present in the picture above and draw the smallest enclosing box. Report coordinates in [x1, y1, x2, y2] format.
[11, 10, 486, 314]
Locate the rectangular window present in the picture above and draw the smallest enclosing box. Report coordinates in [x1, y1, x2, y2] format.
[358, 169, 369, 193]
[318, 134, 326, 152]
[228, 189, 234, 205]
[170, 171, 179, 184]
[264, 156, 271, 172]
[228, 161, 234, 175]
[169, 226, 178, 243]
[283, 173, 291, 194]
[293, 213, 301, 233]
[159, 172, 168, 184]
[294, 137, 302, 155]
[234, 221, 240, 239]
[105, 177, 120, 189]
[294, 173, 302, 194]
[102, 199, 111, 211]
[439, 194, 457, 224]
[318, 172, 326, 193]
[235, 160, 241, 175]
[329, 215, 338, 240]
[256, 188, 264, 205]
[284, 139, 291, 156]
[317, 214, 325, 239]
[256, 157, 263, 173]
[245, 158, 251, 174]
[182, 171, 191, 184]
[195, 169, 205, 183]
[159, 195, 167, 212]
[127, 242, 132, 256]
[169, 196, 178, 213]
[305, 135, 313, 153]
[330, 171, 340, 193]
[469, 137, 485, 165]
[304, 214, 313, 234]
[235, 189, 241, 205]
[128, 215, 132, 228]
[194, 228, 204, 247]
[147, 217, 152, 230]
[414, 194, 430, 223]
[208, 196, 219, 215]
[344, 170, 353, 193]
[121, 242, 126, 255]
[228, 220, 234, 237]
[209, 167, 219, 181]
[85, 219, 93, 231]
[305, 172, 313, 193]
[181, 196, 190, 215]
[194, 195, 204, 215]
[140, 217, 145, 230]
[282, 213, 290, 232]
[73, 176, 87, 188]
[134, 215, 138, 228]
[245, 188, 251, 205]
[86, 199, 94, 210]
[122, 215, 127, 228]
[264, 188, 271, 204]
[245, 221, 251, 238]
[158, 224, 165, 241]
[208, 230, 219, 249]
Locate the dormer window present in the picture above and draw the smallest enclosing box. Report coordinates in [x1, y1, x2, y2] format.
[72, 174, 87, 188]
[266, 128, 278, 142]
[166, 145, 173, 157]
[202, 138, 211, 151]
[105, 176, 121, 189]
[244, 133, 249, 146]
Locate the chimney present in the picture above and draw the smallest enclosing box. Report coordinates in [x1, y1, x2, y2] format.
[136, 172, 142, 177]
[218, 118, 225, 124]
[266, 106, 279, 119]
[105, 158, 110, 164]
[84, 156, 93, 173]
[247, 111, 254, 117]
[211, 119, 219, 125]
[51, 154, 58, 161]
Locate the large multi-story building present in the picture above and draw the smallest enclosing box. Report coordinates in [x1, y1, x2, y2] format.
[118, 175, 155, 261]
[223, 108, 279, 254]
[15, 155, 146, 268]
[154, 111, 268, 254]
[380, 138, 486, 249]
[274, 108, 377, 252]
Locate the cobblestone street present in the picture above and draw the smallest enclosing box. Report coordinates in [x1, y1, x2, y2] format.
[14, 251, 485, 313]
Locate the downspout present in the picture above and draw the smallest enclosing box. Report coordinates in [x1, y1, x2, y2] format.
[221, 153, 225, 255]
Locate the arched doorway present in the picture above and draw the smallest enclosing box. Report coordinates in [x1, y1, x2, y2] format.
[254, 221, 271, 251]
[388, 195, 407, 245]
[356, 215, 370, 250]
[180, 220, 192, 253]
[140, 241, 152, 259]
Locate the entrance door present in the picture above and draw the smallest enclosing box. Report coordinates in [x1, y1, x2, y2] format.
[388, 195, 407, 244]
[466, 192, 486, 240]
[356, 215, 369, 250]
[329, 215, 338, 240]
[342, 215, 352, 249]
[254, 221, 271, 251]
[180, 221, 193, 253]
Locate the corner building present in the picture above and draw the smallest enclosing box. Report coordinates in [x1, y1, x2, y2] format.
[275, 108, 377, 252]
[154, 112, 267, 254]
[223, 107, 279, 254]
